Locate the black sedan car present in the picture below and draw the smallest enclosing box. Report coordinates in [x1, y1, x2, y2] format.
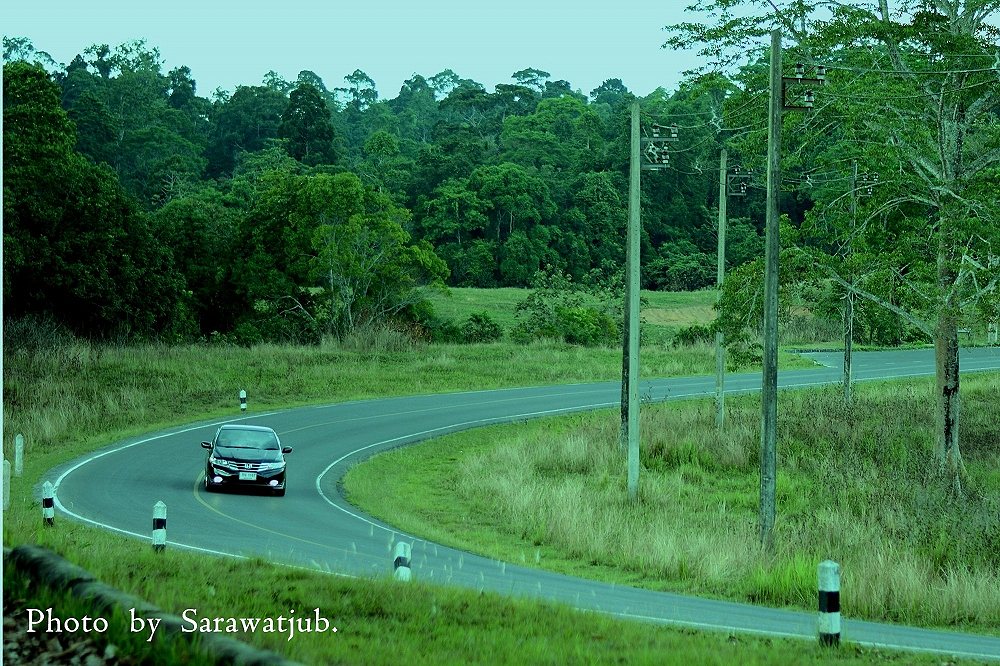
[201, 424, 292, 496]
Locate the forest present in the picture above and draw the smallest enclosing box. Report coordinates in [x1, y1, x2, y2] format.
[3, 2, 999, 350]
[3, 36, 771, 344]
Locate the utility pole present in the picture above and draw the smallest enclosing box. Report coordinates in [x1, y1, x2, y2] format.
[715, 149, 728, 431]
[844, 160, 857, 405]
[625, 101, 641, 501]
[759, 40, 826, 548]
[760, 29, 783, 548]
[620, 104, 675, 501]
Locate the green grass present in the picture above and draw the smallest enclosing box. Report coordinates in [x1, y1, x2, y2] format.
[426, 287, 720, 344]
[344, 375, 1000, 636]
[426, 287, 535, 331]
[3, 533, 962, 666]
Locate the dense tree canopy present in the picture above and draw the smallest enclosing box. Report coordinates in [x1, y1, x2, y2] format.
[3, 61, 184, 337]
[5, 8, 995, 356]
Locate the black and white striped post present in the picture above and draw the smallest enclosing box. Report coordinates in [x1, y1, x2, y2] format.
[15, 434, 25, 477]
[152, 501, 167, 552]
[239, 389, 247, 413]
[393, 542, 412, 582]
[2, 459, 10, 511]
[818, 559, 841, 646]
[42, 481, 55, 526]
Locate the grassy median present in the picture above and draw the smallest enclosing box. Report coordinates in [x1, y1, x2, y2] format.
[344, 375, 1000, 635]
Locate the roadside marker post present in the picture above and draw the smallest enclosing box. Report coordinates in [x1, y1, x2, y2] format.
[239, 389, 247, 413]
[393, 542, 412, 582]
[819, 560, 841, 646]
[2, 460, 10, 511]
[153, 501, 167, 552]
[15, 434, 25, 476]
[42, 480, 55, 526]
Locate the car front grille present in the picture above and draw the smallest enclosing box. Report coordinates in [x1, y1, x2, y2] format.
[220, 461, 265, 471]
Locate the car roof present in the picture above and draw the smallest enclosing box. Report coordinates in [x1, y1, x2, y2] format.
[218, 424, 276, 432]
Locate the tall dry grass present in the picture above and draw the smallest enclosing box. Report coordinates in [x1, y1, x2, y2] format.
[447, 378, 1000, 630]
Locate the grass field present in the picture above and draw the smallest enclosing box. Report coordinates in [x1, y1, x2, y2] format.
[344, 375, 1000, 636]
[427, 287, 719, 330]
[423, 287, 958, 350]
[427, 287, 722, 346]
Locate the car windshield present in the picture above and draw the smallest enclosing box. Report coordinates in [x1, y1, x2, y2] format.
[216, 429, 279, 450]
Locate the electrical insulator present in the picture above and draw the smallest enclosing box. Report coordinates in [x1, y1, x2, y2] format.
[804, 90, 815, 108]
[795, 63, 805, 79]
[817, 65, 826, 82]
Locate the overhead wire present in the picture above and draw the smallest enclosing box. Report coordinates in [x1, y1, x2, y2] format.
[819, 77, 998, 101]
[653, 91, 769, 132]
[649, 90, 766, 119]
[813, 63, 999, 76]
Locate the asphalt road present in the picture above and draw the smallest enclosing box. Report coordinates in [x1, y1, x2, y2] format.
[49, 347, 1000, 660]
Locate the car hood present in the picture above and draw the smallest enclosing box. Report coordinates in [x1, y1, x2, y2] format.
[213, 446, 283, 463]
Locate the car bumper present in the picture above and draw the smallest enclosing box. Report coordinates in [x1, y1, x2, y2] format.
[206, 467, 285, 489]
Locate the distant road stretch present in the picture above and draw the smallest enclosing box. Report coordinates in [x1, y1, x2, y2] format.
[50, 347, 1000, 661]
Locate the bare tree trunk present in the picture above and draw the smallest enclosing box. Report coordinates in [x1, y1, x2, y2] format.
[844, 291, 853, 404]
[328, 268, 337, 337]
[935, 221, 963, 493]
[934, 304, 963, 493]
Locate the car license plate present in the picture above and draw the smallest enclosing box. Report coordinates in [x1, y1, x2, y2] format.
[238, 471, 257, 481]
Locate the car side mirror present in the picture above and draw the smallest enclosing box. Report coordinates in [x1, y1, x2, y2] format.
[282, 446, 293, 454]
[201, 441, 212, 449]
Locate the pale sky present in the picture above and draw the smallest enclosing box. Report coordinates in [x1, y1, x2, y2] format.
[3, 0, 714, 99]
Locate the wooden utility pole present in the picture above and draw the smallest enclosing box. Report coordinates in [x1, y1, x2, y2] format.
[716, 149, 728, 431]
[760, 29, 782, 548]
[844, 161, 857, 404]
[625, 101, 641, 501]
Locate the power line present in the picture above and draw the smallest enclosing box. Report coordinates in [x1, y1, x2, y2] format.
[820, 78, 997, 101]
[647, 91, 768, 132]
[815, 63, 999, 76]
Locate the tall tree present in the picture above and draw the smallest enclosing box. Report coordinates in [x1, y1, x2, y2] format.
[4, 62, 183, 336]
[207, 85, 288, 177]
[468, 163, 555, 242]
[667, 0, 1000, 491]
[279, 82, 336, 165]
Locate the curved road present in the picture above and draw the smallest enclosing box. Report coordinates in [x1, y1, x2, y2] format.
[49, 348, 1000, 661]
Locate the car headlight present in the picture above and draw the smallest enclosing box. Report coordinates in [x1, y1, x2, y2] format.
[256, 462, 285, 471]
[209, 457, 231, 469]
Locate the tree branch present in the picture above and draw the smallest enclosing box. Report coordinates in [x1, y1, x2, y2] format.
[825, 267, 934, 337]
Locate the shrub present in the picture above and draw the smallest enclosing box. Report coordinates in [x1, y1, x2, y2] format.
[512, 266, 621, 347]
[418, 318, 463, 344]
[673, 323, 715, 347]
[556, 306, 618, 347]
[462, 312, 503, 343]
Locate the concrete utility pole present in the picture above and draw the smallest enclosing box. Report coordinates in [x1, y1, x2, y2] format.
[625, 101, 641, 501]
[844, 161, 857, 405]
[716, 149, 728, 431]
[621, 106, 675, 499]
[759, 36, 826, 548]
[760, 29, 782, 548]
